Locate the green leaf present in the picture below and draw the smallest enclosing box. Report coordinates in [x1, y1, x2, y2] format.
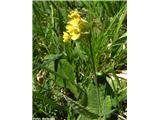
[44, 53, 64, 61]
[119, 32, 127, 39]
[87, 82, 100, 115]
[64, 95, 99, 119]
[57, 59, 79, 98]
[103, 96, 112, 119]
[33, 91, 66, 111]
[97, 73, 114, 97]
[77, 114, 96, 120]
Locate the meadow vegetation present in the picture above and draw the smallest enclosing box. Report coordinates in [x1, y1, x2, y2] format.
[33, 1, 127, 120]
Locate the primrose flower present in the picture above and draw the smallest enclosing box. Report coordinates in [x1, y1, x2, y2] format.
[70, 32, 81, 40]
[67, 18, 80, 28]
[63, 9, 88, 42]
[66, 25, 80, 33]
[68, 9, 80, 19]
[63, 32, 71, 42]
[66, 25, 81, 40]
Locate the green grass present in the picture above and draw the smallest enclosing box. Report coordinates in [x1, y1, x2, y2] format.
[33, 1, 127, 120]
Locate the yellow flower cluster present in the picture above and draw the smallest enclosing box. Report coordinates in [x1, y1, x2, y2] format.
[63, 9, 88, 42]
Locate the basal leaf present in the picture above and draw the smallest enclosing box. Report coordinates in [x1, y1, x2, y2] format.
[64, 95, 99, 119]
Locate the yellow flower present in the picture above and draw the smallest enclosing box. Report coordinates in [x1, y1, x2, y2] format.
[62, 9, 88, 42]
[66, 25, 81, 40]
[66, 25, 74, 33]
[66, 25, 80, 34]
[63, 32, 71, 42]
[67, 18, 80, 28]
[71, 32, 81, 40]
[68, 9, 80, 19]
